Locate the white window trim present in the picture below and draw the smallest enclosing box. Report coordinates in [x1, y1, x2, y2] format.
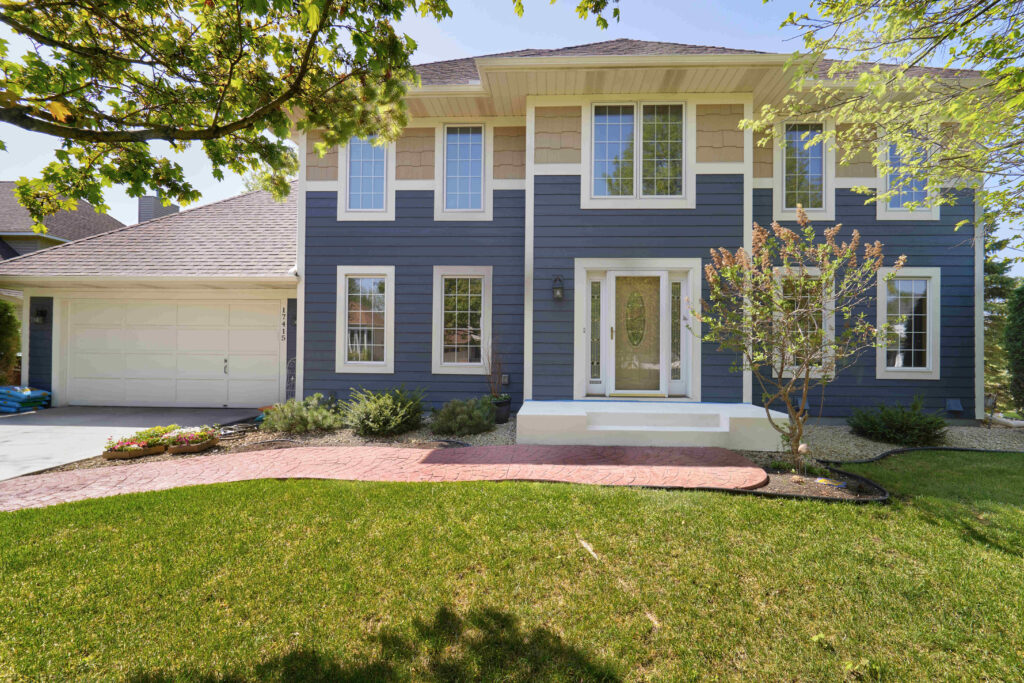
[772, 266, 835, 378]
[580, 99, 696, 210]
[337, 138, 397, 222]
[875, 141, 941, 221]
[434, 124, 494, 222]
[431, 265, 493, 375]
[773, 120, 835, 221]
[876, 266, 941, 380]
[335, 265, 395, 374]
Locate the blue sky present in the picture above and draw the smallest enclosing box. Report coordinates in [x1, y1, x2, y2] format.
[0, 0, 1017, 269]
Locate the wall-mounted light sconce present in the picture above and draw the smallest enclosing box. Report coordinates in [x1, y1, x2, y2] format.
[552, 275, 564, 301]
[32, 308, 47, 326]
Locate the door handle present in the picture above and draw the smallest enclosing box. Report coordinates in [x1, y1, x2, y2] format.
[224, 358, 229, 375]
[610, 326, 614, 340]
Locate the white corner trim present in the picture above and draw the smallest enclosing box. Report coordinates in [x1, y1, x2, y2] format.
[875, 266, 941, 381]
[974, 199, 985, 418]
[742, 98, 754, 403]
[336, 139, 397, 222]
[434, 123, 495, 222]
[431, 265, 493, 376]
[334, 265, 395, 374]
[534, 162, 582, 176]
[772, 120, 836, 221]
[18, 289, 30, 387]
[580, 99, 696, 210]
[295, 132, 307, 399]
[524, 103, 536, 400]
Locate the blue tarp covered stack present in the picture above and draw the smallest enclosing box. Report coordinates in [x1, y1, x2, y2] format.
[0, 386, 51, 413]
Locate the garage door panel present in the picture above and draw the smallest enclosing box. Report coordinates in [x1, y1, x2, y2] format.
[125, 328, 176, 353]
[178, 303, 230, 326]
[229, 354, 279, 379]
[177, 354, 226, 378]
[228, 380, 280, 406]
[73, 328, 125, 352]
[125, 353, 176, 378]
[230, 302, 280, 326]
[125, 379, 176, 404]
[176, 380, 229, 406]
[178, 328, 228, 353]
[67, 298, 282, 408]
[68, 379, 125, 404]
[71, 353, 123, 378]
[229, 328, 278, 354]
[71, 301, 124, 325]
[125, 302, 177, 325]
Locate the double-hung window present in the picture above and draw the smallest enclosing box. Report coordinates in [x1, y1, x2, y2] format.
[877, 142, 940, 220]
[585, 101, 690, 209]
[774, 267, 834, 377]
[773, 121, 834, 220]
[338, 136, 395, 221]
[876, 267, 941, 379]
[335, 266, 395, 373]
[432, 266, 492, 375]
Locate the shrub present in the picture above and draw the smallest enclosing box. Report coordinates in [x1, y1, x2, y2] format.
[1005, 281, 1024, 411]
[847, 397, 947, 447]
[340, 387, 423, 437]
[431, 396, 496, 436]
[261, 394, 345, 433]
[0, 300, 18, 383]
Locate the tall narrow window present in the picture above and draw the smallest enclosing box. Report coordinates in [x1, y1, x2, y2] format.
[885, 278, 929, 368]
[641, 104, 684, 197]
[784, 123, 824, 209]
[444, 126, 483, 211]
[887, 143, 928, 209]
[432, 266, 492, 375]
[671, 281, 682, 381]
[593, 105, 635, 197]
[347, 136, 386, 211]
[442, 276, 483, 365]
[590, 280, 602, 381]
[336, 265, 394, 374]
[345, 276, 386, 363]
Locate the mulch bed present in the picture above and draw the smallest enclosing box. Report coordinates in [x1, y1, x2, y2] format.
[754, 468, 876, 500]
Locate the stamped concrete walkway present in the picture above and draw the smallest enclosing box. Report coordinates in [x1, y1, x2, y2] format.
[0, 445, 768, 511]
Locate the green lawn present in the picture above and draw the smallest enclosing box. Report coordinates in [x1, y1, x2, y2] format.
[1, 451, 1022, 681]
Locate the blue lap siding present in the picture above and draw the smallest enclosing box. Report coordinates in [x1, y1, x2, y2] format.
[753, 188, 977, 417]
[532, 174, 745, 402]
[303, 190, 525, 409]
[28, 296, 53, 391]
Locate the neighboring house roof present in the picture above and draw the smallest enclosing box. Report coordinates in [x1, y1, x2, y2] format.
[0, 240, 17, 260]
[0, 186, 297, 280]
[415, 39, 768, 85]
[414, 38, 982, 86]
[0, 181, 123, 241]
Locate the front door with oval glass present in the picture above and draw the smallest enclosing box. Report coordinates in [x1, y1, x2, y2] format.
[586, 269, 691, 397]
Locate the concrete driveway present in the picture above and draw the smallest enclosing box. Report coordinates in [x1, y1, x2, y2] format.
[0, 407, 256, 481]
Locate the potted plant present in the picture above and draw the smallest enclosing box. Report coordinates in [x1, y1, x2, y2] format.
[485, 347, 512, 424]
[165, 425, 219, 454]
[100, 424, 178, 459]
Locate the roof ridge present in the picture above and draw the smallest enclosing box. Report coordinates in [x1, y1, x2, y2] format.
[0, 184, 286, 267]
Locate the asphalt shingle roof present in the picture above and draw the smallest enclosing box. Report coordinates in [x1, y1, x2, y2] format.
[0, 181, 123, 240]
[0, 186, 296, 279]
[415, 38, 768, 85]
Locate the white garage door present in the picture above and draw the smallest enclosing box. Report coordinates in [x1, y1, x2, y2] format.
[66, 299, 283, 408]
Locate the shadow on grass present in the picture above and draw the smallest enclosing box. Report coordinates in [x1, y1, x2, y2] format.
[126, 605, 621, 682]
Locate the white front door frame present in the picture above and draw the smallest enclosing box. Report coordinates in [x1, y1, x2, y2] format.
[573, 257, 702, 401]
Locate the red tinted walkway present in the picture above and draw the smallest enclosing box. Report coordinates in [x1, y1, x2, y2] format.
[0, 445, 768, 511]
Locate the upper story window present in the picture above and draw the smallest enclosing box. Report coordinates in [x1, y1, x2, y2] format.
[783, 123, 824, 210]
[886, 144, 928, 209]
[444, 125, 484, 211]
[347, 137, 386, 211]
[591, 103, 684, 200]
[875, 267, 940, 380]
[337, 136, 395, 221]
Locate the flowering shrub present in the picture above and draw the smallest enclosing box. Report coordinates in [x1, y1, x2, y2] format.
[103, 437, 151, 453]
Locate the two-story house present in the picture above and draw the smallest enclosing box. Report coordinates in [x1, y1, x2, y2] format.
[0, 40, 983, 450]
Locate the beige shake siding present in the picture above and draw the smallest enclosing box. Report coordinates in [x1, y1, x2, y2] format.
[305, 130, 338, 182]
[493, 127, 526, 179]
[695, 104, 744, 164]
[396, 128, 436, 180]
[534, 106, 582, 164]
